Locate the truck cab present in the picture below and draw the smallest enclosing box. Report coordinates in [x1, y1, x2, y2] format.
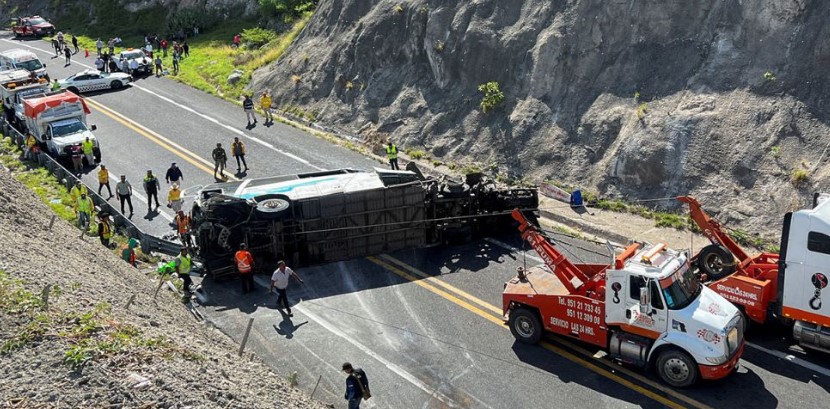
[22, 91, 99, 163]
[0, 49, 48, 80]
[780, 194, 830, 353]
[604, 245, 744, 385]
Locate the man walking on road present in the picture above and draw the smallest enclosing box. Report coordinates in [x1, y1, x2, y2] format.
[116, 175, 134, 217]
[260, 91, 273, 124]
[64, 46, 72, 66]
[231, 137, 248, 173]
[234, 243, 255, 294]
[72, 35, 79, 54]
[243, 95, 256, 126]
[269, 260, 304, 317]
[143, 170, 161, 211]
[97, 164, 113, 199]
[212, 143, 228, 179]
[386, 140, 399, 170]
[165, 162, 183, 184]
[342, 362, 370, 409]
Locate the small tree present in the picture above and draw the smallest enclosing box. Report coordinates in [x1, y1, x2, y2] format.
[478, 81, 504, 113]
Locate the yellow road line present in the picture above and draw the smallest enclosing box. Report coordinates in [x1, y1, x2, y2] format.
[371, 255, 714, 409]
[84, 98, 238, 181]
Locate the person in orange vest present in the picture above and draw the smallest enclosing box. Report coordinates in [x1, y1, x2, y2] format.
[97, 164, 113, 199]
[174, 210, 192, 248]
[97, 213, 114, 247]
[234, 243, 255, 294]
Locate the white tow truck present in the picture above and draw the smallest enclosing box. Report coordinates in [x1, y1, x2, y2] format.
[0, 69, 49, 129]
[22, 90, 100, 163]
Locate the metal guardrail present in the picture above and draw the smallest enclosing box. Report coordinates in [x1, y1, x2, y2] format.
[1, 119, 182, 257]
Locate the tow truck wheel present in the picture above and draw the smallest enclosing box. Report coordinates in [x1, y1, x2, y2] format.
[509, 307, 542, 344]
[697, 244, 735, 280]
[656, 348, 698, 388]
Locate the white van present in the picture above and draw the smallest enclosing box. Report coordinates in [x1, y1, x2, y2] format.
[0, 49, 48, 80]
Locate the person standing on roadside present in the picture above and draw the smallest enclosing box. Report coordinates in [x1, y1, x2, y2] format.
[167, 183, 183, 213]
[129, 58, 139, 77]
[172, 51, 180, 75]
[154, 55, 163, 77]
[174, 210, 192, 248]
[269, 260, 304, 317]
[95, 55, 105, 71]
[165, 162, 183, 184]
[243, 95, 256, 126]
[212, 143, 228, 179]
[231, 137, 248, 173]
[24, 133, 38, 161]
[386, 140, 399, 170]
[97, 213, 113, 247]
[64, 46, 72, 66]
[52, 38, 61, 57]
[69, 144, 84, 172]
[342, 362, 370, 409]
[115, 175, 134, 217]
[260, 91, 273, 124]
[82, 136, 95, 165]
[107, 38, 115, 54]
[72, 34, 79, 54]
[95, 38, 103, 56]
[97, 164, 113, 199]
[174, 247, 193, 295]
[75, 192, 94, 231]
[122, 237, 138, 267]
[143, 170, 161, 211]
[234, 243, 255, 294]
[69, 181, 88, 206]
[183, 41, 190, 58]
[161, 38, 169, 57]
[101, 51, 110, 73]
[56, 31, 65, 48]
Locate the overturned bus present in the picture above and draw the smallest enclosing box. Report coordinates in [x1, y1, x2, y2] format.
[190, 164, 538, 277]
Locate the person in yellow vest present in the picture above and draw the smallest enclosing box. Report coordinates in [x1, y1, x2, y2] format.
[167, 183, 182, 213]
[24, 133, 39, 161]
[74, 192, 94, 230]
[260, 91, 273, 124]
[81, 137, 95, 165]
[386, 140, 399, 170]
[174, 247, 194, 296]
[97, 213, 113, 247]
[69, 181, 88, 206]
[97, 164, 113, 199]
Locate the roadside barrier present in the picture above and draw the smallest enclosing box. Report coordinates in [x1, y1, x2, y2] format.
[1, 119, 182, 257]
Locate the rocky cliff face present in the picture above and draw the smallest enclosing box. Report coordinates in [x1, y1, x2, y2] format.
[252, 0, 830, 237]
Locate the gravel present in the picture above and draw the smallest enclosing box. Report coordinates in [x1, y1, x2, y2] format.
[0, 169, 325, 408]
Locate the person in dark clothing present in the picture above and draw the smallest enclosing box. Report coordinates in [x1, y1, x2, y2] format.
[72, 35, 79, 54]
[342, 362, 369, 409]
[183, 41, 190, 58]
[165, 162, 183, 184]
[64, 46, 72, 65]
[108, 59, 118, 73]
[143, 170, 161, 211]
[212, 143, 228, 179]
[52, 38, 61, 57]
[101, 52, 110, 72]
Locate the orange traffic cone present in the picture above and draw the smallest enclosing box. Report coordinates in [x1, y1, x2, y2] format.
[84, 49, 89, 58]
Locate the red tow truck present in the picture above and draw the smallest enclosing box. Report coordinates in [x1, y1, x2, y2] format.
[680, 195, 830, 353]
[502, 210, 744, 387]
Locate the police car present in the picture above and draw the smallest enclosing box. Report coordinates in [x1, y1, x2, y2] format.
[57, 69, 132, 93]
[116, 49, 152, 75]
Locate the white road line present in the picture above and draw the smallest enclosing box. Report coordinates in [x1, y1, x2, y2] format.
[2, 38, 326, 171]
[484, 235, 830, 379]
[250, 276, 458, 407]
[745, 342, 830, 378]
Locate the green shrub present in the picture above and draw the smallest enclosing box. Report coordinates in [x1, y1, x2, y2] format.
[791, 168, 809, 185]
[636, 102, 648, 120]
[259, 0, 317, 19]
[770, 145, 781, 158]
[242, 27, 278, 48]
[764, 71, 776, 81]
[478, 81, 505, 113]
[406, 149, 428, 160]
[167, 7, 220, 35]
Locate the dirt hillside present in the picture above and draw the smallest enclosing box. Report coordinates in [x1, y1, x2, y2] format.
[0, 168, 323, 408]
[253, 0, 830, 238]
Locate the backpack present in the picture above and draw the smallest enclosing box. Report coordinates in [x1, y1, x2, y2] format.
[353, 369, 371, 401]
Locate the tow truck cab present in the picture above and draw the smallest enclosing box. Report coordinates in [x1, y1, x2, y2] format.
[780, 193, 830, 353]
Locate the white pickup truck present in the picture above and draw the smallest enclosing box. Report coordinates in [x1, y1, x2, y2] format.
[22, 90, 100, 163]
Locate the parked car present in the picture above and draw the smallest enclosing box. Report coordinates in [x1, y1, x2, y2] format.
[12, 16, 55, 38]
[116, 49, 152, 75]
[58, 70, 132, 93]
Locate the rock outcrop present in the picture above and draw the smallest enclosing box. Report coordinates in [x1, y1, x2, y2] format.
[253, 0, 830, 236]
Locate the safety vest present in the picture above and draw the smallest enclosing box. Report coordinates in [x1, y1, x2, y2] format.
[168, 188, 181, 202]
[100, 221, 112, 239]
[76, 197, 93, 214]
[70, 185, 88, 202]
[235, 250, 253, 273]
[26, 135, 37, 148]
[178, 254, 192, 275]
[82, 139, 94, 155]
[175, 215, 190, 234]
[260, 96, 271, 109]
[97, 169, 109, 184]
[386, 144, 398, 159]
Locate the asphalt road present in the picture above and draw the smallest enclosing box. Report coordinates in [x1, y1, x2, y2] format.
[3, 35, 829, 409]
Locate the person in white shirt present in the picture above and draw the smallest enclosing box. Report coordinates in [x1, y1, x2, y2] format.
[269, 261, 304, 317]
[129, 58, 139, 76]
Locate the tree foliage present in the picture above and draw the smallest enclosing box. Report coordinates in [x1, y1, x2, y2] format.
[478, 81, 505, 113]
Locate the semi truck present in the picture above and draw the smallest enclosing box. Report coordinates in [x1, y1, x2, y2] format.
[190, 165, 538, 277]
[22, 90, 100, 164]
[502, 209, 744, 387]
[680, 195, 830, 353]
